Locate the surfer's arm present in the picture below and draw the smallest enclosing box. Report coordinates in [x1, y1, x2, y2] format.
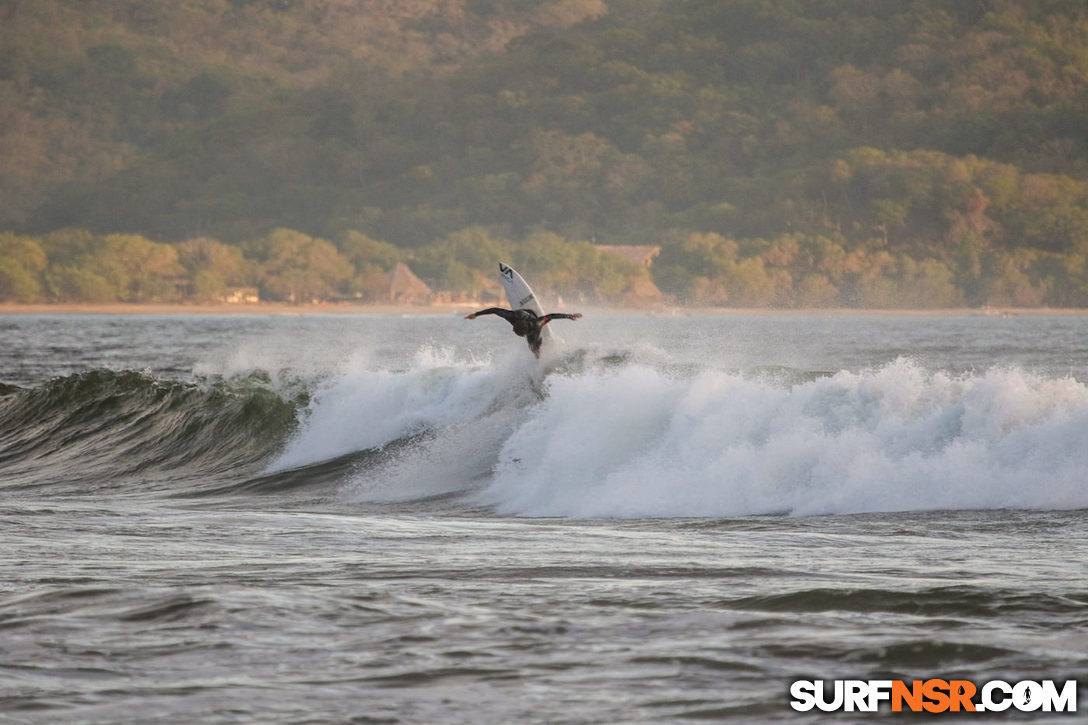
[539, 313, 582, 326]
[465, 307, 516, 321]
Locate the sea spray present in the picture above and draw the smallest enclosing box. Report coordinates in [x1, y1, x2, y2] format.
[478, 358, 1088, 517]
[188, 317, 1088, 518]
[269, 345, 537, 483]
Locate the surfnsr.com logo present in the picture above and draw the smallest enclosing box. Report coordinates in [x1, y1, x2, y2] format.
[790, 679, 1078, 713]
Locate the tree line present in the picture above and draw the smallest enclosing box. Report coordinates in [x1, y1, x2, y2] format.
[3, 215, 1084, 308]
[0, 226, 650, 305]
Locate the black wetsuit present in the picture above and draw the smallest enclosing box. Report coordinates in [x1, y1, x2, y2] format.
[465, 307, 582, 356]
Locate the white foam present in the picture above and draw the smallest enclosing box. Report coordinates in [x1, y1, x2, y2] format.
[266, 336, 1088, 517]
[478, 358, 1088, 517]
[267, 345, 532, 475]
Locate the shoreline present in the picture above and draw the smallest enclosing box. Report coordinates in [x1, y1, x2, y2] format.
[0, 302, 480, 316]
[3, 302, 1088, 316]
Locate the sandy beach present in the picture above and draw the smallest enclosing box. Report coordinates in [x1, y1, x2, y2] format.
[0, 302, 480, 316]
[2, 302, 1088, 316]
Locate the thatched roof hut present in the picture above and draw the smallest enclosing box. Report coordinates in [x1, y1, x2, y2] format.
[387, 263, 433, 304]
[619, 275, 664, 306]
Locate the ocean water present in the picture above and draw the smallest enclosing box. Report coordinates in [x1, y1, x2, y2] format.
[1, 311, 1086, 723]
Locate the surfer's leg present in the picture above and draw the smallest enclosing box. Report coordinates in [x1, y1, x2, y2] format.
[526, 331, 543, 357]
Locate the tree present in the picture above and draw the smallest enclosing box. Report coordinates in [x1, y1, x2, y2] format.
[98, 234, 186, 302]
[252, 228, 353, 302]
[337, 230, 402, 270]
[50, 267, 117, 302]
[0, 233, 47, 302]
[176, 237, 254, 300]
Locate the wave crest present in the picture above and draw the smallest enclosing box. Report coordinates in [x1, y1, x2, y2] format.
[0, 369, 299, 494]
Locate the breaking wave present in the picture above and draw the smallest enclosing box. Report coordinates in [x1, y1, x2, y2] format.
[5, 345, 1087, 516]
[270, 348, 1088, 517]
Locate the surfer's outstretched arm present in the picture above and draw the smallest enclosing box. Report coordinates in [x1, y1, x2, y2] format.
[539, 312, 582, 326]
[465, 307, 516, 322]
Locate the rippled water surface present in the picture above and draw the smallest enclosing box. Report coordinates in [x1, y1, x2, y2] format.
[1, 312, 1086, 723]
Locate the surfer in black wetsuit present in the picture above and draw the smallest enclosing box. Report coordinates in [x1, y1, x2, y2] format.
[465, 307, 582, 357]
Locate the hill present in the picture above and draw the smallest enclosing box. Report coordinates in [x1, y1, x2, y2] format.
[3, 0, 1088, 306]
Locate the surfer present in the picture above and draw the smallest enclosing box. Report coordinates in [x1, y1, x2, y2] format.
[465, 307, 582, 356]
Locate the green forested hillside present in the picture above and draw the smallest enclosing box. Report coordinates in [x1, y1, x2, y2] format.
[3, 0, 1088, 306]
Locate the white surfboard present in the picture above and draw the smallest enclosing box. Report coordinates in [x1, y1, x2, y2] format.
[499, 262, 555, 347]
[499, 262, 543, 314]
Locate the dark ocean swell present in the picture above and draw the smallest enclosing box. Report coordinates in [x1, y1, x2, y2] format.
[0, 369, 300, 495]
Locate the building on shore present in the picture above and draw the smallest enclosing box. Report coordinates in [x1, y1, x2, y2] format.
[387, 263, 434, 305]
[218, 287, 260, 304]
